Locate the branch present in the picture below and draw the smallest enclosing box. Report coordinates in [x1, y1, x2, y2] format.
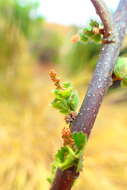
[71, 0, 127, 136]
[50, 167, 79, 190]
[90, 0, 114, 37]
[50, 0, 127, 189]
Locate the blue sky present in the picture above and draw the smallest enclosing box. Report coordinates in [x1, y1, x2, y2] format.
[40, 0, 120, 26]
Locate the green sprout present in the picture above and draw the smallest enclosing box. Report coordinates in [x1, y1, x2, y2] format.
[49, 71, 87, 184]
[49, 70, 79, 115]
[79, 20, 103, 43]
[47, 132, 87, 184]
[114, 57, 127, 87]
[52, 81, 79, 114]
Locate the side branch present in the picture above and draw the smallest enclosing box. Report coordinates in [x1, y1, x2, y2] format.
[90, 0, 114, 37]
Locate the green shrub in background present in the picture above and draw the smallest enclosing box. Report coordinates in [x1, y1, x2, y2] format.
[31, 28, 63, 64]
[62, 26, 101, 74]
[0, 0, 44, 72]
[0, 0, 43, 99]
[0, 0, 43, 38]
[65, 41, 101, 74]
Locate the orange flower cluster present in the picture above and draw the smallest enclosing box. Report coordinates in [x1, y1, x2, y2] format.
[62, 126, 74, 146]
[49, 70, 62, 89]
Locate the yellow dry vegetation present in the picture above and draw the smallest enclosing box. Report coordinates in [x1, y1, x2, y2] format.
[0, 27, 127, 189]
[0, 59, 127, 190]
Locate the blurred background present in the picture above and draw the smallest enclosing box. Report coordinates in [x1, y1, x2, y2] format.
[0, 0, 127, 189]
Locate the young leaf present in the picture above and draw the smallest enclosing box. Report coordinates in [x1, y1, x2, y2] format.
[47, 146, 71, 184]
[72, 132, 87, 150]
[51, 80, 79, 114]
[52, 98, 70, 114]
[83, 28, 94, 37]
[55, 146, 78, 170]
[121, 79, 127, 87]
[58, 147, 78, 170]
[114, 57, 127, 80]
[53, 88, 72, 98]
[69, 92, 79, 111]
[90, 20, 99, 27]
[56, 146, 67, 162]
[79, 33, 88, 42]
[62, 82, 72, 88]
[92, 34, 102, 42]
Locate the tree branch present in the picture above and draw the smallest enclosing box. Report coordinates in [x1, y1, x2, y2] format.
[50, 167, 79, 190]
[71, 0, 127, 136]
[90, 0, 114, 37]
[50, 0, 127, 189]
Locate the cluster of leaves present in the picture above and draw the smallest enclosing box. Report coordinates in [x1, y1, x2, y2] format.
[79, 20, 103, 43]
[52, 82, 79, 114]
[47, 132, 87, 184]
[49, 72, 87, 184]
[114, 57, 127, 87]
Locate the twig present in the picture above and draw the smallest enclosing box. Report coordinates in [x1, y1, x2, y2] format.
[50, 0, 127, 189]
[90, 0, 114, 37]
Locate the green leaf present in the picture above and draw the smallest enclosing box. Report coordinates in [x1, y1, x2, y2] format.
[72, 132, 87, 172]
[80, 33, 88, 42]
[121, 79, 127, 88]
[90, 20, 99, 27]
[47, 162, 58, 184]
[92, 34, 102, 42]
[56, 146, 68, 162]
[47, 141, 86, 184]
[59, 147, 77, 170]
[69, 92, 79, 111]
[52, 99, 70, 114]
[72, 132, 87, 150]
[51, 81, 79, 114]
[55, 146, 78, 170]
[47, 177, 52, 184]
[84, 29, 94, 37]
[47, 147, 69, 184]
[79, 20, 102, 44]
[62, 82, 72, 88]
[114, 57, 127, 80]
[60, 88, 73, 98]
